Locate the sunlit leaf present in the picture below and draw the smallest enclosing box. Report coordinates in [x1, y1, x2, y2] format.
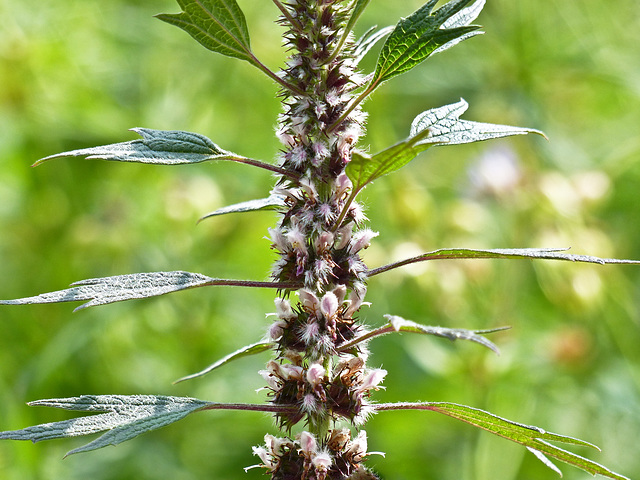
[375, 402, 630, 480]
[156, 0, 255, 64]
[174, 341, 273, 384]
[370, 0, 480, 87]
[0, 395, 211, 456]
[198, 193, 286, 222]
[383, 315, 506, 354]
[0, 273, 293, 312]
[368, 247, 640, 276]
[410, 99, 544, 147]
[345, 128, 434, 194]
[338, 315, 507, 354]
[433, 0, 485, 55]
[34, 128, 235, 166]
[353, 25, 395, 65]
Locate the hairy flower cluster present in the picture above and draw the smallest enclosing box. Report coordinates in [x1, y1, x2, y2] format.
[248, 429, 381, 480]
[253, 1, 386, 476]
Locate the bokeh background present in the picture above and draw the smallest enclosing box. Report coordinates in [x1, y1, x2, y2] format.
[1, 1, 639, 479]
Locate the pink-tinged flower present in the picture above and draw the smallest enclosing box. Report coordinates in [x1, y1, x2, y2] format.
[317, 203, 335, 224]
[286, 228, 307, 256]
[315, 231, 335, 254]
[251, 445, 276, 469]
[320, 291, 338, 320]
[275, 297, 295, 320]
[349, 201, 368, 224]
[348, 229, 378, 254]
[357, 368, 387, 393]
[313, 258, 334, 285]
[299, 289, 320, 312]
[346, 430, 368, 462]
[259, 369, 281, 391]
[301, 393, 319, 415]
[312, 140, 329, 159]
[268, 227, 289, 252]
[335, 222, 354, 250]
[268, 320, 287, 341]
[326, 88, 342, 107]
[332, 284, 347, 305]
[275, 126, 295, 147]
[301, 320, 320, 345]
[334, 173, 353, 200]
[299, 431, 317, 455]
[280, 364, 304, 381]
[288, 145, 308, 168]
[312, 450, 333, 470]
[306, 363, 326, 388]
[298, 178, 318, 200]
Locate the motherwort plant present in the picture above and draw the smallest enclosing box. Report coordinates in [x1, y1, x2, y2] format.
[1, 1, 637, 479]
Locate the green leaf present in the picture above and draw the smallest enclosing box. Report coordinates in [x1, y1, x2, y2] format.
[383, 315, 506, 354]
[0, 273, 292, 311]
[198, 193, 286, 223]
[410, 99, 544, 146]
[433, 0, 486, 55]
[375, 402, 630, 480]
[174, 341, 273, 384]
[353, 25, 395, 65]
[0, 271, 216, 311]
[338, 315, 508, 354]
[156, 0, 254, 64]
[34, 128, 235, 166]
[346, 128, 434, 194]
[368, 247, 640, 276]
[0, 395, 211, 456]
[370, 0, 481, 87]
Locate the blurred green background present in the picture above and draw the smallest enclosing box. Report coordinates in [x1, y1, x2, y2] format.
[1, 1, 639, 479]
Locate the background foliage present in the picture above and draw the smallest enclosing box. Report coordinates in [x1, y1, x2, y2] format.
[1, 1, 639, 479]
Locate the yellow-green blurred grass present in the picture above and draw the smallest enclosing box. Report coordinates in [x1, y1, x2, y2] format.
[1, 1, 639, 479]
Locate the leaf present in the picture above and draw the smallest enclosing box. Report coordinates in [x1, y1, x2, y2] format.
[0, 271, 216, 311]
[383, 315, 507, 354]
[0, 274, 296, 312]
[375, 402, 630, 480]
[432, 0, 486, 55]
[368, 247, 640, 276]
[174, 341, 273, 384]
[156, 0, 255, 64]
[410, 99, 544, 147]
[346, 128, 434, 194]
[338, 315, 507, 354]
[353, 25, 395, 65]
[0, 395, 211, 456]
[198, 193, 286, 223]
[370, 0, 481, 87]
[34, 128, 235, 166]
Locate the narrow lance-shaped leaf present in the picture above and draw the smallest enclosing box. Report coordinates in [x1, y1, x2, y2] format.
[375, 402, 630, 480]
[410, 99, 544, 147]
[368, 247, 640, 276]
[174, 341, 273, 384]
[33, 129, 291, 177]
[198, 193, 286, 223]
[0, 272, 297, 312]
[35, 128, 232, 166]
[0, 395, 211, 456]
[338, 315, 507, 354]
